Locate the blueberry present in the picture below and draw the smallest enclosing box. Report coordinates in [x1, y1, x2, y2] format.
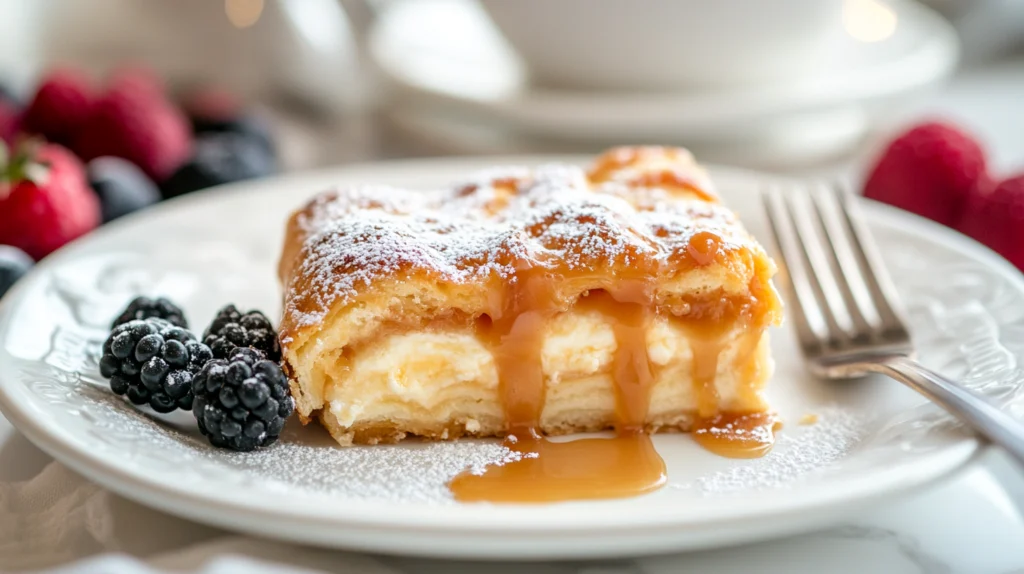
[0, 246, 33, 299]
[161, 133, 277, 198]
[87, 157, 160, 223]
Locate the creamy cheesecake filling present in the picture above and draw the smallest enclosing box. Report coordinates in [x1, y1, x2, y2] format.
[299, 285, 773, 445]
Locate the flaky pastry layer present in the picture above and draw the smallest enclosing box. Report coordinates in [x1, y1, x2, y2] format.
[278, 147, 782, 445]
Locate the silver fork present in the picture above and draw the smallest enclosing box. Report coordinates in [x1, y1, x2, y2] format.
[764, 183, 1024, 466]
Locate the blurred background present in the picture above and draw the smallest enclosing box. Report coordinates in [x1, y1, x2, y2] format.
[2, 0, 1019, 170]
[0, 0, 1023, 285]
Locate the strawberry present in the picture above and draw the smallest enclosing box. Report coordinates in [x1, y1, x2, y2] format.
[22, 69, 95, 147]
[73, 75, 192, 181]
[959, 175, 1024, 271]
[863, 121, 990, 228]
[0, 141, 100, 259]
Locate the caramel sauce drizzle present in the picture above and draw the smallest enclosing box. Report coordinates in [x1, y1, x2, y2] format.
[693, 413, 782, 459]
[448, 231, 780, 504]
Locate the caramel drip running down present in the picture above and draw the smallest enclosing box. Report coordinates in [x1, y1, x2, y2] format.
[450, 263, 668, 503]
[448, 230, 778, 503]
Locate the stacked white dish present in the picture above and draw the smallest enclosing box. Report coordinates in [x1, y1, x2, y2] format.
[369, 0, 959, 165]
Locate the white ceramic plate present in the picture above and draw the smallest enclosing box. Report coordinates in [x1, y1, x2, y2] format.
[1, 157, 1020, 560]
[370, 0, 958, 145]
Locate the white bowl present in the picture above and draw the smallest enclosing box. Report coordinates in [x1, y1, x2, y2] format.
[478, 0, 846, 91]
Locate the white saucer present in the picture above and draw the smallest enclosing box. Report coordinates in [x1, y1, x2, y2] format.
[370, 0, 958, 145]
[1, 156, 1021, 560]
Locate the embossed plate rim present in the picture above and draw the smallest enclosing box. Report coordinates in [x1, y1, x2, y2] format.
[0, 156, 1007, 558]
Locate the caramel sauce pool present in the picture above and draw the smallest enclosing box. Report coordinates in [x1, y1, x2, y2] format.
[693, 413, 783, 459]
[450, 433, 667, 503]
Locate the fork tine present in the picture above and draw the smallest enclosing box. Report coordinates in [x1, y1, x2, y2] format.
[763, 187, 830, 351]
[833, 185, 910, 337]
[784, 187, 857, 345]
[810, 186, 882, 340]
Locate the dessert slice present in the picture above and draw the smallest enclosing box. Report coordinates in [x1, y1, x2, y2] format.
[278, 147, 782, 446]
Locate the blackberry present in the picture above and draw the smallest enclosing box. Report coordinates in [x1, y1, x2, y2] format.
[160, 132, 277, 199]
[0, 245, 33, 298]
[99, 318, 213, 413]
[192, 347, 294, 451]
[112, 296, 188, 329]
[87, 156, 160, 223]
[203, 304, 280, 361]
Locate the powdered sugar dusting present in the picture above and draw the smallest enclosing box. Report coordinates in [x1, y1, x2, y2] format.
[280, 163, 753, 333]
[66, 376, 515, 502]
[680, 408, 867, 495]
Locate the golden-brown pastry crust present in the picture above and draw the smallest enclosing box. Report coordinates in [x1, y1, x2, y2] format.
[278, 146, 782, 445]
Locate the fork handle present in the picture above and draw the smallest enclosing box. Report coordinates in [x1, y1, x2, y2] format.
[871, 356, 1024, 466]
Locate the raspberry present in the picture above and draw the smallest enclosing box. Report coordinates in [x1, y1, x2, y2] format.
[22, 69, 95, 147]
[72, 75, 192, 181]
[863, 121, 990, 228]
[959, 175, 1024, 271]
[192, 347, 294, 451]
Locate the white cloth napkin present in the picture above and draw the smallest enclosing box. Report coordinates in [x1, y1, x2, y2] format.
[0, 462, 401, 574]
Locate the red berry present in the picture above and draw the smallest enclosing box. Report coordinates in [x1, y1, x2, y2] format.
[73, 76, 192, 181]
[108, 66, 166, 97]
[0, 142, 100, 259]
[22, 69, 95, 147]
[959, 175, 1024, 271]
[863, 121, 990, 228]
